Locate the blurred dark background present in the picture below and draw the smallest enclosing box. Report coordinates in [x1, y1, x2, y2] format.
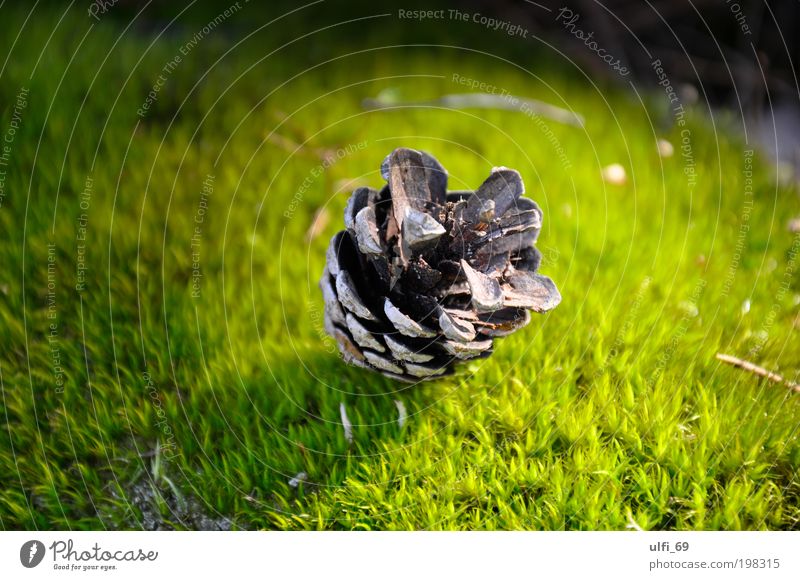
[91, 0, 798, 102]
[65, 0, 800, 175]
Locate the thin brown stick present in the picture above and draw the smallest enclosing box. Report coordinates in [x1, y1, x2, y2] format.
[716, 353, 800, 393]
[362, 93, 585, 127]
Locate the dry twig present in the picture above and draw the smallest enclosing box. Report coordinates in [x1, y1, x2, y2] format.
[363, 92, 584, 127]
[716, 353, 800, 393]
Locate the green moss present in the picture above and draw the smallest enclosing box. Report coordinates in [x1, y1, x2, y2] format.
[0, 4, 798, 530]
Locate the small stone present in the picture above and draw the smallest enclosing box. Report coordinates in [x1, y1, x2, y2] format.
[679, 84, 699, 105]
[678, 300, 699, 318]
[288, 472, 308, 488]
[602, 163, 627, 185]
[657, 139, 674, 158]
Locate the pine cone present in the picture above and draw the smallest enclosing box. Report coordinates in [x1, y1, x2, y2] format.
[320, 147, 560, 382]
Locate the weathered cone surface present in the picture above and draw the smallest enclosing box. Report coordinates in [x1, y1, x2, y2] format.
[320, 148, 561, 382]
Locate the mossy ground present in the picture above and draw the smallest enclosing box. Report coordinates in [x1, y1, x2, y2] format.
[1, 3, 799, 530]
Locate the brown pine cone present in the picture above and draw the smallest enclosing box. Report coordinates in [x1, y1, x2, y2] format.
[320, 147, 560, 382]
